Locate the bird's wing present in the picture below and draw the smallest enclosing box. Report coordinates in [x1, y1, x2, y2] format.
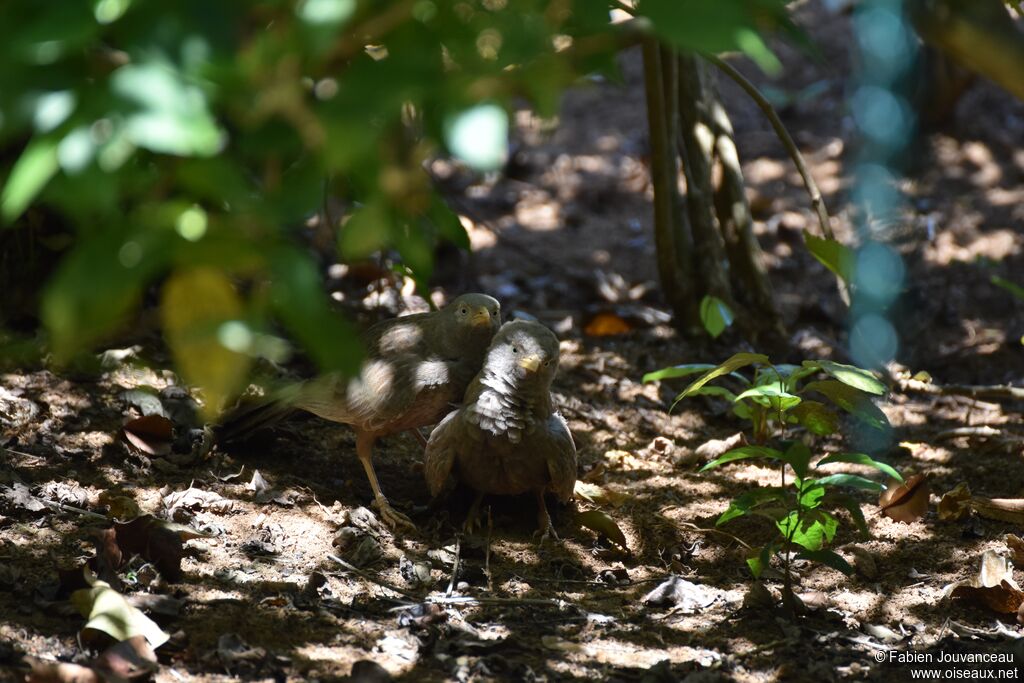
[293, 352, 460, 433]
[542, 413, 577, 502]
[424, 409, 464, 497]
[363, 311, 435, 358]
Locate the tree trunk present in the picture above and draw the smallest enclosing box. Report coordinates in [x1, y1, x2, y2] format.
[641, 40, 782, 339]
[641, 37, 698, 330]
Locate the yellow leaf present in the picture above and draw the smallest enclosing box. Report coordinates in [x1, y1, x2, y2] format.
[161, 268, 251, 418]
[72, 579, 170, 648]
[576, 509, 628, 551]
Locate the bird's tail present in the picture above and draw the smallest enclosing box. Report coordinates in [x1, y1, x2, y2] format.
[215, 392, 298, 444]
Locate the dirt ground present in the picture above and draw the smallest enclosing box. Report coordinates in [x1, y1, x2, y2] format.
[3, 2, 1024, 681]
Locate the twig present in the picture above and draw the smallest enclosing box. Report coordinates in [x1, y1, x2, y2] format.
[422, 595, 575, 609]
[672, 519, 753, 550]
[703, 54, 835, 242]
[935, 425, 1010, 441]
[741, 637, 796, 657]
[445, 536, 462, 598]
[485, 507, 493, 593]
[896, 378, 1024, 402]
[41, 499, 109, 522]
[329, 554, 418, 600]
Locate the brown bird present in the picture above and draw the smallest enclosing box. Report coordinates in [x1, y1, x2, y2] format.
[424, 320, 576, 539]
[218, 293, 501, 530]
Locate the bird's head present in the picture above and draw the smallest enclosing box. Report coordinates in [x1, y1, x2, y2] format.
[485, 320, 560, 387]
[446, 292, 501, 344]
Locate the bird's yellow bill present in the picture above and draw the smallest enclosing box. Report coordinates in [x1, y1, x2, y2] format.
[471, 308, 492, 326]
[519, 354, 542, 372]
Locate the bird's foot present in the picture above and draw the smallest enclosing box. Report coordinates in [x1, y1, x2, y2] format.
[373, 496, 416, 532]
[462, 493, 485, 535]
[533, 522, 560, 545]
[534, 492, 558, 544]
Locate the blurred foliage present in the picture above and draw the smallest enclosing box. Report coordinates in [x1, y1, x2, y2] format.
[0, 0, 790, 409]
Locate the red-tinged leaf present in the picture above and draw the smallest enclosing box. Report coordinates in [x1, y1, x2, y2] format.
[113, 515, 186, 582]
[119, 415, 173, 456]
[93, 635, 158, 681]
[879, 474, 929, 523]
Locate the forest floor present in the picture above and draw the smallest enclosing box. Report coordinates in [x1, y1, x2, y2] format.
[3, 2, 1024, 682]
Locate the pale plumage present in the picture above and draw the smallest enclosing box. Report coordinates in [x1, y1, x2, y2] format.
[218, 293, 501, 530]
[424, 320, 576, 538]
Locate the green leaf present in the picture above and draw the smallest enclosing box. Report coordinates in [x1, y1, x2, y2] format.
[797, 482, 826, 509]
[777, 509, 838, 551]
[790, 400, 839, 436]
[828, 493, 870, 537]
[677, 352, 769, 401]
[42, 229, 173, 360]
[699, 295, 734, 338]
[805, 234, 855, 284]
[746, 544, 775, 579]
[427, 193, 470, 250]
[796, 549, 853, 575]
[717, 487, 788, 525]
[803, 360, 886, 396]
[816, 452, 902, 483]
[700, 445, 784, 472]
[783, 364, 821, 391]
[643, 363, 718, 383]
[991, 275, 1024, 301]
[339, 198, 393, 260]
[640, 0, 787, 74]
[803, 380, 889, 431]
[1, 137, 59, 222]
[735, 382, 801, 412]
[269, 247, 361, 375]
[813, 473, 883, 492]
[111, 61, 224, 157]
[782, 440, 812, 480]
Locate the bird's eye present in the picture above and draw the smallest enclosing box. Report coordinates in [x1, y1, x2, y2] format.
[511, 346, 519, 354]
[459, 307, 468, 315]
[544, 360, 551, 367]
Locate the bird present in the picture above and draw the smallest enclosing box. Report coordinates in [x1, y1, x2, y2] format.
[217, 293, 501, 530]
[423, 320, 577, 540]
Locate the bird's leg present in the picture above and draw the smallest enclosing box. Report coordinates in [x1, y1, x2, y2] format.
[355, 432, 415, 531]
[534, 491, 559, 544]
[463, 491, 485, 535]
[409, 428, 429, 449]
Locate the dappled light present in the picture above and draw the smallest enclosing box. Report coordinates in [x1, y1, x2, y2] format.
[3, 0, 1024, 680]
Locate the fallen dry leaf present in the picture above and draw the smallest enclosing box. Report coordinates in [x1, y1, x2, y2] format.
[694, 433, 744, 462]
[71, 574, 170, 648]
[938, 482, 972, 522]
[93, 635, 158, 681]
[1006, 535, 1024, 565]
[161, 486, 233, 515]
[26, 660, 101, 683]
[848, 546, 878, 580]
[880, 473, 929, 523]
[972, 497, 1024, 525]
[944, 550, 1024, 616]
[573, 480, 631, 508]
[119, 415, 174, 456]
[642, 576, 720, 613]
[113, 514, 214, 582]
[576, 509, 628, 551]
[583, 311, 633, 337]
